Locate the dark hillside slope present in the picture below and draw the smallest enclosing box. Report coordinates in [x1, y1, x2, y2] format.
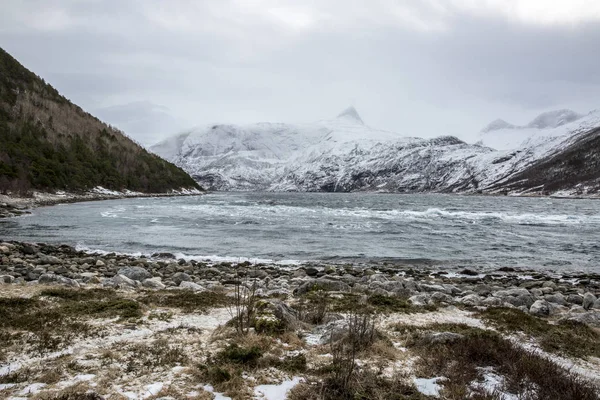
[488, 127, 600, 195]
[0, 47, 201, 194]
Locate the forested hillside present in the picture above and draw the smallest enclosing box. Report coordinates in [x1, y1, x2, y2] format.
[0, 47, 201, 194]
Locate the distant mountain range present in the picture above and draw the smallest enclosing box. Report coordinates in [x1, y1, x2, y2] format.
[152, 107, 600, 196]
[0, 47, 200, 194]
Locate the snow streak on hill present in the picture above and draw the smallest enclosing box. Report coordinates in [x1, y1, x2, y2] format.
[151, 107, 600, 196]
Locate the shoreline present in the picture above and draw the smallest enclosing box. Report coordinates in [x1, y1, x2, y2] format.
[0, 188, 204, 218]
[0, 240, 599, 398]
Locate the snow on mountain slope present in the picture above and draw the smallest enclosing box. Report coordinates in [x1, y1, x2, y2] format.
[477, 109, 590, 150]
[151, 107, 600, 194]
[151, 108, 414, 190]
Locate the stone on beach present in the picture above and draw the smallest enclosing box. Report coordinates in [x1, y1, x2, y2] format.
[117, 266, 152, 282]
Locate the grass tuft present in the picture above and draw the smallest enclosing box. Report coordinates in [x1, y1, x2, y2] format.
[481, 307, 600, 359]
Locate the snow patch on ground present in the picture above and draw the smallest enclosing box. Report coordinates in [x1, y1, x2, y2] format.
[203, 384, 232, 400]
[254, 377, 303, 400]
[413, 377, 444, 397]
[382, 306, 485, 328]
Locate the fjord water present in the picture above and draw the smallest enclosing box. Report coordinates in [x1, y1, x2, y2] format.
[1, 193, 599, 272]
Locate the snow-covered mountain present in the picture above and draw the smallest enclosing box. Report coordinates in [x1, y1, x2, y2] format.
[478, 109, 587, 150]
[151, 107, 600, 196]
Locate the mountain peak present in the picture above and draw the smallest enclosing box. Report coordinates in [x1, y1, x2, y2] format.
[336, 106, 364, 125]
[481, 119, 516, 133]
[526, 109, 583, 129]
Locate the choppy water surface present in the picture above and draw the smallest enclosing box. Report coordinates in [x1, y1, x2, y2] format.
[1, 193, 599, 272]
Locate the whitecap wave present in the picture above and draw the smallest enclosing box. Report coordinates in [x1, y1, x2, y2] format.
[176, 203, 600, 226]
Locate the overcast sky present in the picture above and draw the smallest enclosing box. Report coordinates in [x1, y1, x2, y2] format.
[2, 0, 600, 145]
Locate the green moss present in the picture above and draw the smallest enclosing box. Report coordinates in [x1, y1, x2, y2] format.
[40, 288, 117, 301]
[218, 344, 263, 366]
[62, 298, 142, 319]
[254, 317, 286, 335]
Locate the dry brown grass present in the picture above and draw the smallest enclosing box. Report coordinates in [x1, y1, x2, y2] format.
[408, 324, 599, 400]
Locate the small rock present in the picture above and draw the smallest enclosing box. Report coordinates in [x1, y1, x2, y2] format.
[39, 254, 61, 265]
[118, 266, 152, 282]
[542, 281, 557, 290]
[293, 278, 351, 295]
[0, 275, 15, 284]
[38, 273, 80, 287]
[546, 293, 568, 306]
[179, 281, 206, 291]
[0, 245, 10, 255]
[21, 244, 37, 255]
[561, 311, 600, 328]
[95, 259, 106, 267]
[304, 267, 319, 277]
[172, 272, 192, 285]
[529, 300, 550, 317]
[566, 294, 583, 305]
[112, 274, 137, 288]
[583, 293, 597, 310]
[460, 294, 482, 307]
[142, 278, 166, 290]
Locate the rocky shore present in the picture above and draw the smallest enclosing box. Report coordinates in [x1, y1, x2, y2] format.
[0, 189, 203, 219]
[1, 240, 600, 399]
[1, 241, 599, 317]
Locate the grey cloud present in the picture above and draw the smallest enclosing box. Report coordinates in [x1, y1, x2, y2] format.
[1, 0, 599, 144]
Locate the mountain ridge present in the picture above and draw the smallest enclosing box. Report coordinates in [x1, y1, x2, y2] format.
[151, 106, 600, 196]
[0, 47, 201, 194]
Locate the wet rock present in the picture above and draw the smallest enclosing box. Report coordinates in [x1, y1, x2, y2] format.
[460, 268, 479, 276]
[583, 293, 597, 310]
[21, 244, 37, 255]
[293, 278, 351, 295]
[118, 266, 152, 282]
[172, 272, 192, 285]
[529, 300, 550, 317]
[152, 252, 176, 259]
[498, 267, 515, 272]
[304, 267, 319, 277]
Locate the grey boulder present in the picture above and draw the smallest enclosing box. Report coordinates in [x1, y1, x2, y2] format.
[529, 300, 550, 317]
[118, 266, 152, 282]
[583, 293, 597, 310]
[293, 278, 350, 295]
